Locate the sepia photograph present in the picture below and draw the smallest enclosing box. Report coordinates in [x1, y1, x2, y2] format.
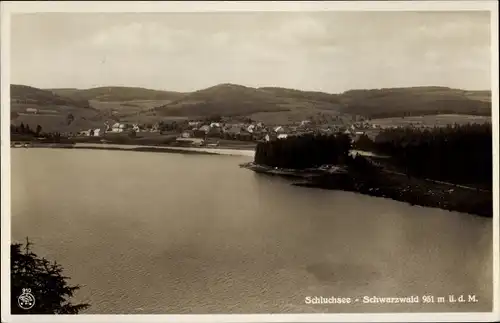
[1, 1, 498, 322]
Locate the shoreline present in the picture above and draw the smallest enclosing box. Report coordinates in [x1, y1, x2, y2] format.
[239, 162, 348, 179]
[13, 143, 492, 217]
[241, 162, 492, 218]
[13, 142, 255, 157]
[11, 141, 380, 159]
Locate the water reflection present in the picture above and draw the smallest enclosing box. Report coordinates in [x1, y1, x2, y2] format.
[11, 148, 492, 314]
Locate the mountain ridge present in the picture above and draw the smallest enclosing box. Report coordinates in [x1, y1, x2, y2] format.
[48, 86, 185, 102]
[10, 83, 492, 125]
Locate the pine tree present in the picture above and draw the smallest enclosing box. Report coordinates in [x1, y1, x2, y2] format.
[36, 125, 42, 136]
[11, 238, 90, 314]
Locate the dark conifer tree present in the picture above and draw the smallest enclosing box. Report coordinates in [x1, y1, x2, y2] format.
[11, 238, 90, 314]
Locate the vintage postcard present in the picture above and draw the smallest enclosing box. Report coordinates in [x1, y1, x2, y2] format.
[1, 1, 498, 322]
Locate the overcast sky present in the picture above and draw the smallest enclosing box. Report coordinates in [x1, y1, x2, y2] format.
[10, 11, 491, 93]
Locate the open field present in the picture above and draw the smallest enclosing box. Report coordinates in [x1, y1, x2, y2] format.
[369, 114, 492, 127]
[249, 109, 345, 125]
[49, 86, 184, 102]
[339, 87, 491, 118]
[10, 84, 492, 133]
[90, 99, 175, 112]
[120, 115, 189, 124]
[39, 84, 493, 120]
[11, 112, 103, 133]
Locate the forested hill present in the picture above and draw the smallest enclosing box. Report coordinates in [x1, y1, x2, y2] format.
[152, 84, 491, 118]
[11, 85, 91, 109]
[338, 87, 491, 118]
[11, 84, 491, 122]
[48, 86, 185, 102]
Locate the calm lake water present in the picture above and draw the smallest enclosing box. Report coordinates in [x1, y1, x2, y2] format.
[11, 148, 492, 314]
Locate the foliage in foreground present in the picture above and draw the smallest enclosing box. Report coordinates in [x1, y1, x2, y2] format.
[11, 238, 90, 314]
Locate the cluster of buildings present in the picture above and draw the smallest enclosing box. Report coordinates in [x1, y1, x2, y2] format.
[72, 117, 428, 144]
[72, 119, 378, 141]
[75, 122, 148, 137]
[106, 122, 147, 133]
[180, 121, 268, 140]
[174, 120, 383, 143]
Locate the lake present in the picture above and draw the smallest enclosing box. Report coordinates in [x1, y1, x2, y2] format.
[10, 148, 493, 314]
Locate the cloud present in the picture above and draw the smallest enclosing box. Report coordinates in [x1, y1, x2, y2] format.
[79, 22, 185, 54]
[265, 16, 329, 47]
[10, 12, 492, 92]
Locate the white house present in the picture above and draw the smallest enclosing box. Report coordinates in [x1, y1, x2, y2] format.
[111, 122, 123, 133]
[274, 126, 285, 133]
[93, 129, 101, 137]
[151, 123, 160, 132]
[277, 133, 288, 140]
[26, 108, 38, 114]
[111, 123, 132, 133]
[210, 122, 221, 128]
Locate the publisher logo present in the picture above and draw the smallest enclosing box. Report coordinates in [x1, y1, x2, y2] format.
[17, 288, 35, 310]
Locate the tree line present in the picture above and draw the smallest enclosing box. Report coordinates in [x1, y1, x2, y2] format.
[254, 133, 352, 169]
[254, 123, 492, 188]
[11, 123, 63, 141]
[11, 123, 43, 137]
[355, 123, 492, 188]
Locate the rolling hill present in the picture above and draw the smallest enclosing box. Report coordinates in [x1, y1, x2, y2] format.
[338, 86, 491, 118]
[153, 84, 491, 120]
[49, 86, 185, 103]
[10, 84, 101, 132]
[10, 83, 492, 131]
[153, 83, 345, 118]
[258, 86, 342, 105]
[153, 84, 291, 117]
[11, 85, 91, 110]
[46, 84, 492, 119]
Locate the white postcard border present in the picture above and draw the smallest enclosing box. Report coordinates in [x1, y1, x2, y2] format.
[1, 1, 498, 322]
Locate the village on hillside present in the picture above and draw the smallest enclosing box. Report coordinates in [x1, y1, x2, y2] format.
[58, 115, 449, 147]
[12, 103, 490, 149]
